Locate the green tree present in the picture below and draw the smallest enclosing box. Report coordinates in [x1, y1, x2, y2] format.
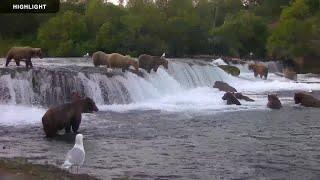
[211, 11, 268, 57]
[37, 11, 88, 56]
[266, 0, 319, 58]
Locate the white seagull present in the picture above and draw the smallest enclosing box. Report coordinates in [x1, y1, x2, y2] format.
[83, 53, 89, 57]
[61, 134, 85, 173]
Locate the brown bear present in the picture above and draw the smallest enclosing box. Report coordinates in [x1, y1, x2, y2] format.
[213, 81, 237, 92]
[42, 97, 99, 137]
[71, 92, 82, 102]
[92, 51, 109, 67]
[234, 93, 255, 102]
[267, 94, 282, 109]
[248, 63, 268, 79]
[6, 46, 43, 68]
[222, 92, 241, 105]
[294, 92, 320, 108]
[138, 53, 168, 73]
[107, 53, 139, 72]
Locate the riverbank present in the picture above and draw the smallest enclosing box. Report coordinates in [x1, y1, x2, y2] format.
[0, 157, 96, 180]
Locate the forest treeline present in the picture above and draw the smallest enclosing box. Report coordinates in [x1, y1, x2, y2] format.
[0, 0, 319, 60]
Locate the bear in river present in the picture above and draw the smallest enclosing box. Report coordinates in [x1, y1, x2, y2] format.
[222, 92, 241, 105]
[42, 97, 98, 137]
[267, 94, 282, 109]
[294, 92, 320, 108]
[248, 63, 268, 79]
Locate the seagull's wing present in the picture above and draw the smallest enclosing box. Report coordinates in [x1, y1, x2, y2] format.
[66, 147, 85, 165]
[62, 147, 85, 169]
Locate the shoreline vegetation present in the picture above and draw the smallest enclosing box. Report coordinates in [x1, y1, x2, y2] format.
[0, 0, 319, 71]
[0, 157, 97, 180]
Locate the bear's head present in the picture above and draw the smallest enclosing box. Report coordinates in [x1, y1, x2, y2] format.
[222, 92, 233, 100]
[130, 59, 139, 71]
[268, 94, 279, 102]
[248, 64, 255, 70]
[268, 94, 281, 105]
[71, 92, 82, 102]
[33, 48, 43, 59]
[161, 58, 169, 69]
[83, 97, 99, 113]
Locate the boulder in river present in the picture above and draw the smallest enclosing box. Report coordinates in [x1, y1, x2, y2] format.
[213, 81, 237, 92]
[218, 65, 240, 76]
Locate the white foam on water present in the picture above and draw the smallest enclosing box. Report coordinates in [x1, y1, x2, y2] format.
[99, 87, 268, 112]
[0, 58, 319, 125]
[0, 105, 45, 126]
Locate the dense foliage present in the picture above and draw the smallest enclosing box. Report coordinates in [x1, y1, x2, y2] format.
[0, 0, 319, 61]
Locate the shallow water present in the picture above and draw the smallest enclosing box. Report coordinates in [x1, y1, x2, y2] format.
[0, 58, 320, 179]
[1, 107, 320, 179]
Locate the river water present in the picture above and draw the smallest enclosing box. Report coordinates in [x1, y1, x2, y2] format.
[0, 58, 319, 179]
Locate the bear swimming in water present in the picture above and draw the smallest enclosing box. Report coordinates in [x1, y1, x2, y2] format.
[248, 63, 268, 79]
[294, 92, 320, 108]
[138, 53, 168, 73]
[213, 81, 237, 92]
[42, 97, 98, 137]
[222, 92, 241, 105]
[267, 94, 282, 109]
[91, 51, 109, 67]
[6, 46, 43, 68]
[107, 53, 139, 72]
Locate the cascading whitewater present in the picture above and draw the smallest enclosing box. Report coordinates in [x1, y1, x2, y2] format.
[0, 60, 228, 107]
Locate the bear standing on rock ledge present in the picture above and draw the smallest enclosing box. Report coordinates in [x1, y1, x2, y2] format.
[92, 51, 110, 67]
[107, 53, 139, 72]
[138, 53, 168, 73]
[248, 63, 268, 79]
[5, 46, 43, 68]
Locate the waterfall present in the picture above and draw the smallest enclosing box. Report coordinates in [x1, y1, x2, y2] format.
[0, 59, 231, 107]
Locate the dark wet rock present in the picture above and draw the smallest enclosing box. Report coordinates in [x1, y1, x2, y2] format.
[218, 65, 240, 76]
[213, 81, 237, 92]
